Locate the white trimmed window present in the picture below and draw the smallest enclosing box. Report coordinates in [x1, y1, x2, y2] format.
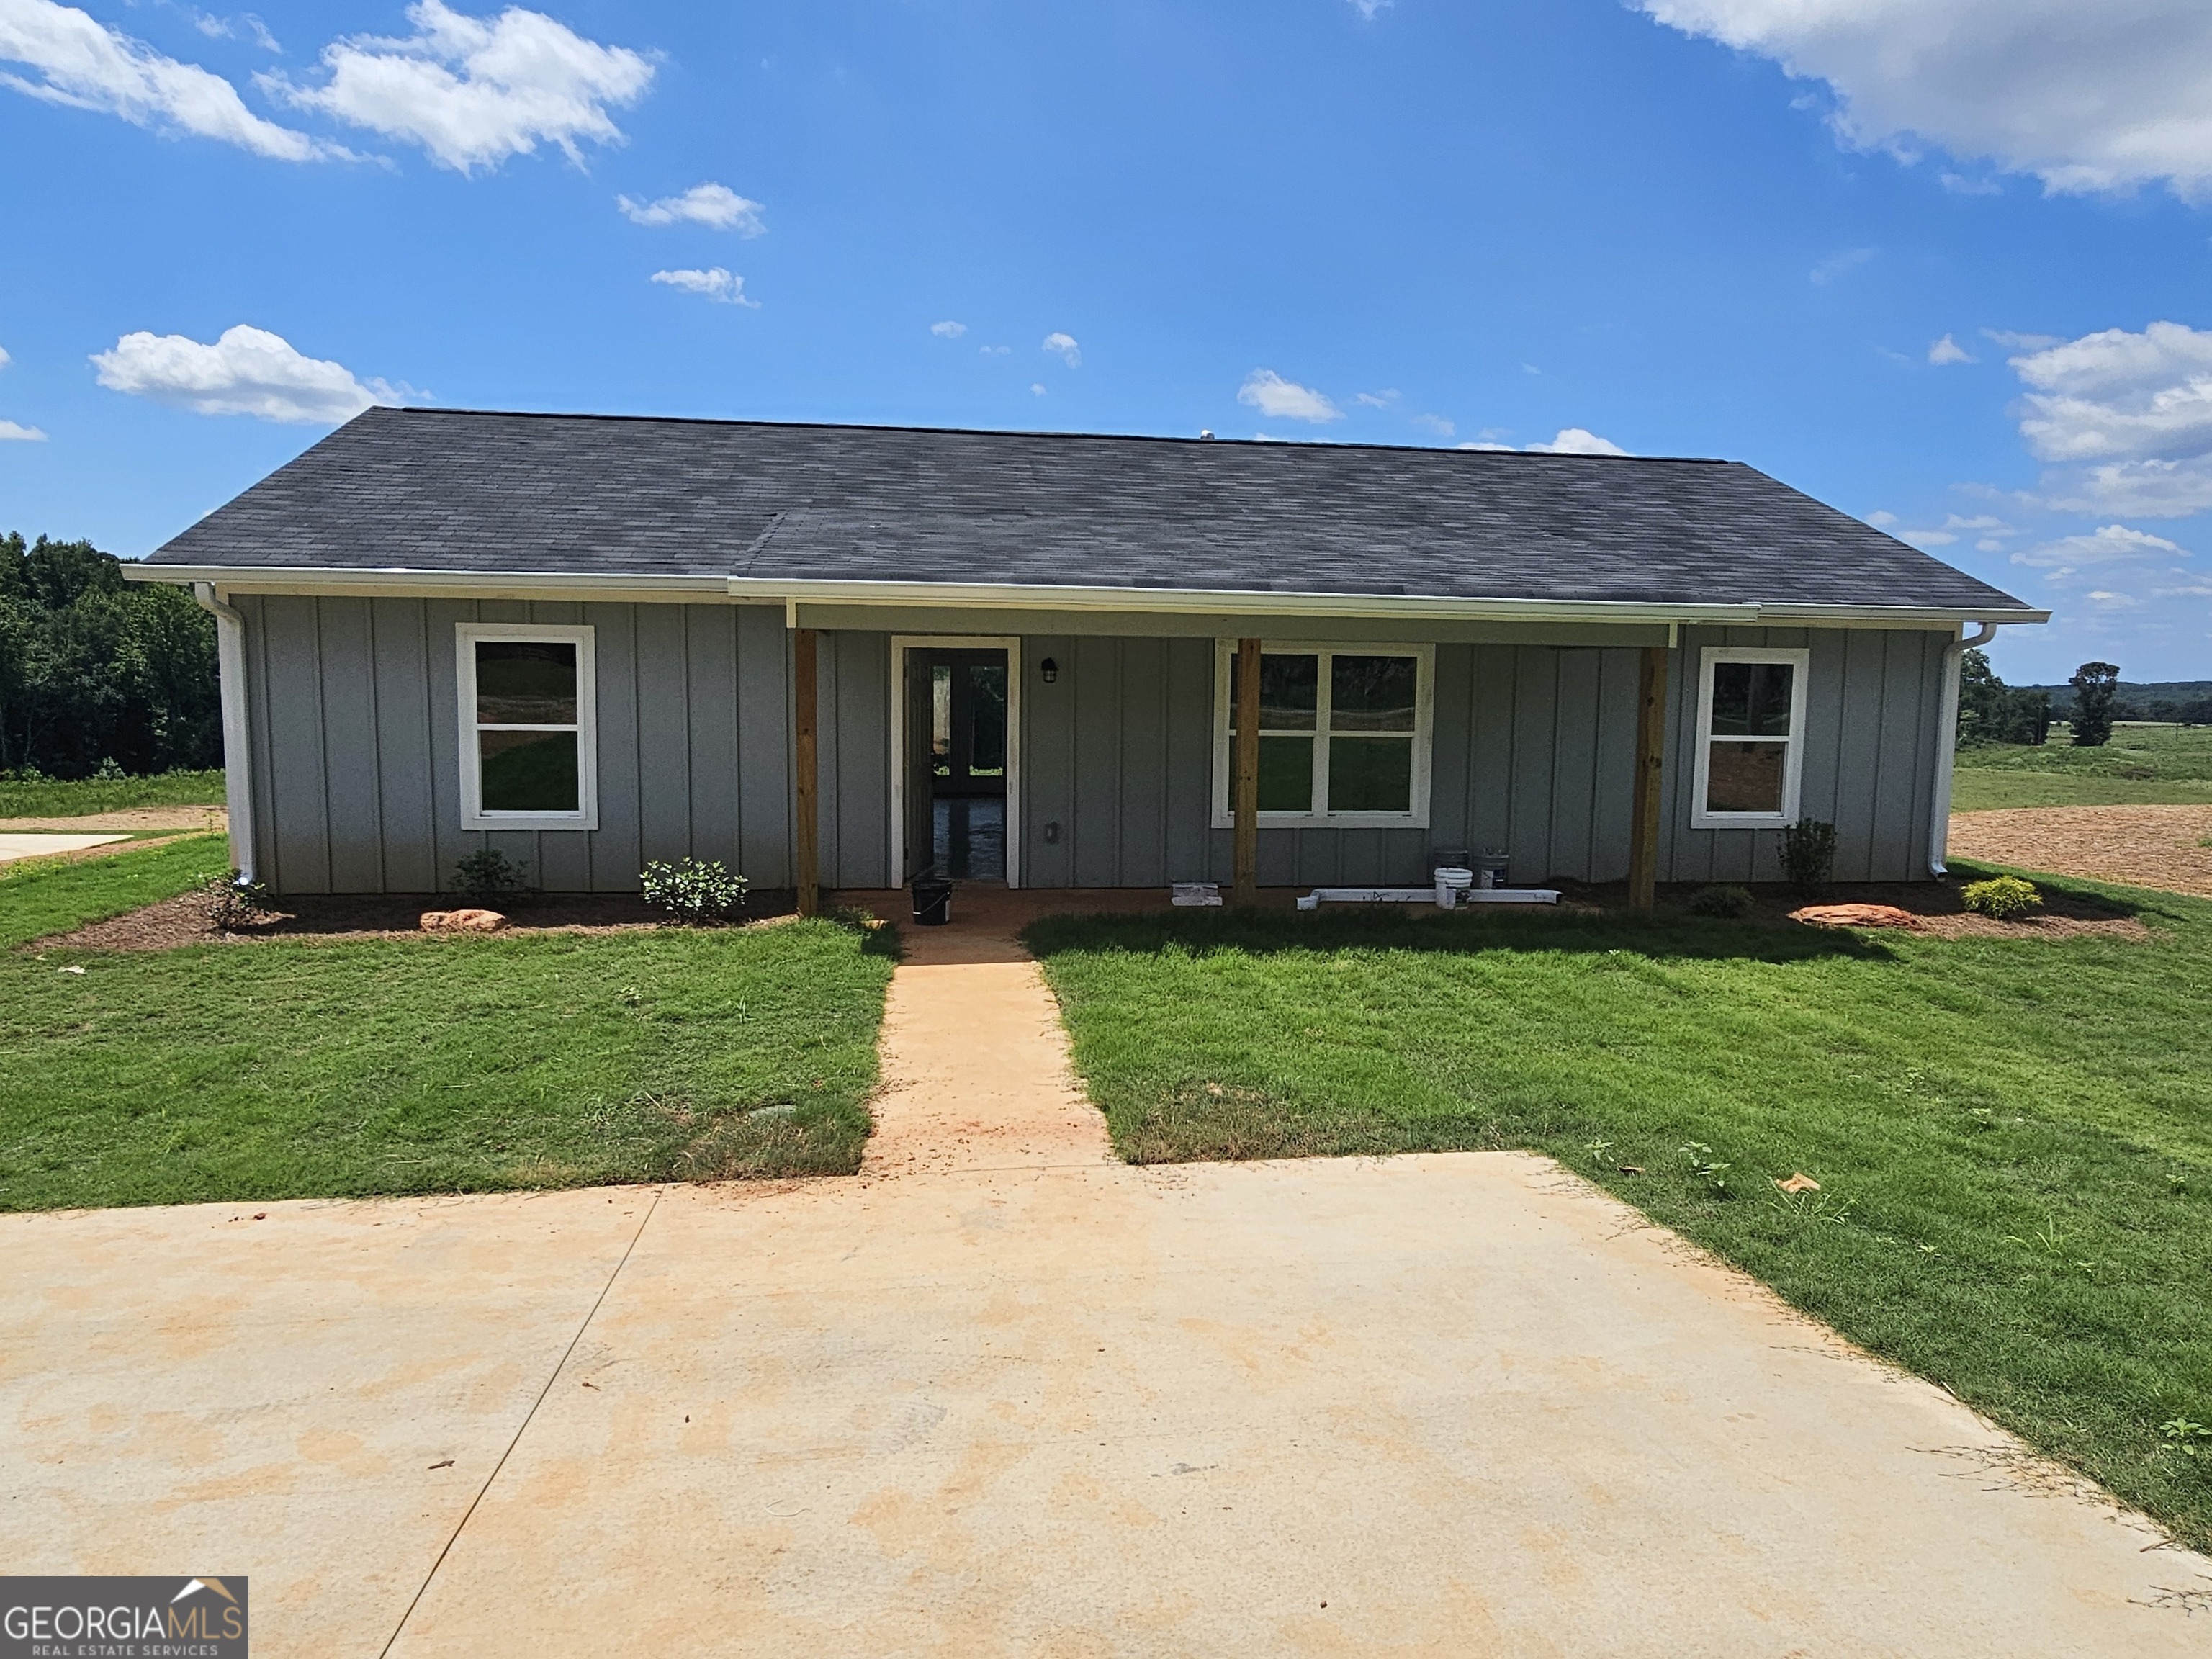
[1691, 646, 1808, 829]
[457, 624, 598, 830]
[1210, 641, 1434, 828]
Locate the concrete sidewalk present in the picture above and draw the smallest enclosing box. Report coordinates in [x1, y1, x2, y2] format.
[5, 1157, 2204, 1658]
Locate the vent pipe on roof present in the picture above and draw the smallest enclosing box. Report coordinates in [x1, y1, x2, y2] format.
[1928, 620, 1998, 878]
[193, 582, 257, 886]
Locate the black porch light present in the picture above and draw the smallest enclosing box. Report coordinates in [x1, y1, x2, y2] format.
[1040, 657, 1059, 683]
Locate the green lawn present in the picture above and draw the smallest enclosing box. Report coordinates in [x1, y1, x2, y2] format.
[0, 834, 233, 948]
[0, 768, 227, 818]
[2, 841, 897, 1208]
[1954, 724, 2212, 810]
[1027, 876, 2212, 1553]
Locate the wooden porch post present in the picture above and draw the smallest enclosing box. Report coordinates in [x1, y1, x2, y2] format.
[793, 627, 821, 917]
[1627, 644, 1668, 912]
[1232, 637, 1262, 907]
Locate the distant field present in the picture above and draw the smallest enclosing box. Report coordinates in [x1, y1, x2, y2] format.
[1954, 724, 2212, 811]
[0, 770, 226, 819]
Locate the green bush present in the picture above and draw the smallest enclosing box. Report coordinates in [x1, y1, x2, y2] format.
[641, 858, 749, 924]
[1780, 818, 1838, 896]
[1686, 884, 1755, 918]
[1962, 875, 2041, 920]
[451, 848, 527, 902]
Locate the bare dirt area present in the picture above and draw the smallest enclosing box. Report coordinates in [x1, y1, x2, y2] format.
[37, 889, 801, 952]
[1948, 805, 2212, 900]
[0, 807, 228, 832]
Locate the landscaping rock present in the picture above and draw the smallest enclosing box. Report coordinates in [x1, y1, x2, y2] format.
[420, 909, 508, 932]
[1789, 903, 1927, 931]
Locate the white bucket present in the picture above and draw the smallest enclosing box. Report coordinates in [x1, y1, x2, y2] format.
[1433, 866, 1474, 909]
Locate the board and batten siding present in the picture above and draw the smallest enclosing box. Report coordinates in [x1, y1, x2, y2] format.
[230, 598, 1948, 895]
[234, 595, 827, 895]
[1017, 626, 1951, 889]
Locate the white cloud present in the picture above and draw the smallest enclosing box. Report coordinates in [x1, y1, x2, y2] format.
[1347, 0, 1393, 18]
[1411, 413, 1456, 437]
[1528, 427, 1630, 456]
[191, 10, 282, 53]
[1042, 331, 1081, 367]
[0, 418, 45, 441]
[2084, 590, 2141, 608]
[1636, 1, 2212, 197]
[1353, 389, 1398, 408]
[1237, 369, 1341, 423]
[1928, 333, 1974, 365]
[616, 182, 762, 233]
[1866, 509, 1899, 526]
[2008, 321, 2212, 518]
[0, 0, 325, 159]
[91, 324, 394, 423]
[272, 0, 653, 174]
[930, 320, 966, 338]
[1939, 171, 2002, 196]
[0, 346, 9, 369]
[1030, 382, 1047, 396]
[2012, 523, 2185, 568]
[649, 266, 756, 307]
[1810, 246, 1875, 285]
[979, 343, 1009, 356]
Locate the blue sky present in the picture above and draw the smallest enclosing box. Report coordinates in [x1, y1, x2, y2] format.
[4, 0, 2211, 683]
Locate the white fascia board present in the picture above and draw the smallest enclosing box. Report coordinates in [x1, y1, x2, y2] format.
[122, 564, 2049, 628]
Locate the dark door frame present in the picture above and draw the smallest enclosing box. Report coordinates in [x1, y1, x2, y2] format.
[889, 634, 1023, 888]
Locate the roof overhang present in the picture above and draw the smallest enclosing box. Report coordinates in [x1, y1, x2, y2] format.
[125, 563, 2050, 628]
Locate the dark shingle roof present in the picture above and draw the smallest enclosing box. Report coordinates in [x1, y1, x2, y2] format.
[148, 407, 2035, 613]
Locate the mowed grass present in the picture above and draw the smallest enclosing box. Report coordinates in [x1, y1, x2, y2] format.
[0, 833, 232, 948]
[2, 844, 897, 1208]
[0, 768, 227, 818]
[1028, 878, 2212, 1552]
[1954, 724, 2212, 811]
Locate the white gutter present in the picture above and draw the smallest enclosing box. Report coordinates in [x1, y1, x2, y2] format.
[130, 563, 2051, 630]
[1928, 621, 1998, 878]
[192, 583, 257, 885]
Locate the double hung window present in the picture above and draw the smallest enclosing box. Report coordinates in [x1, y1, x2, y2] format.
[457, 624, 598, 830]
[1212, 642, 1433, 827]
[1691, 647, 1807, 827]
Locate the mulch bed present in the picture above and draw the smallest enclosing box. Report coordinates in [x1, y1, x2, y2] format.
[35, 889, 801, 953]
[1948, 805, 2212, 900]
[1551, 878, 2151, 942]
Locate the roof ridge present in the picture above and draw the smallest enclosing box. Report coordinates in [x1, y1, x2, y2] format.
[369, 405, 1736, 466]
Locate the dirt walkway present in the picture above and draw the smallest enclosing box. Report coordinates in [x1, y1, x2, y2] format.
[1951, 804, 2212, 898]
[856, 886, 1113, 1177]
[0, 806, 227, 832]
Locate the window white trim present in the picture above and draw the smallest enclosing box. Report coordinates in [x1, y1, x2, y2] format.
[888, 634, 1022, 889]
[456, 622, 598, 831]
[1690, 645, 1809, 830]
[1210, 639, 1434, 829]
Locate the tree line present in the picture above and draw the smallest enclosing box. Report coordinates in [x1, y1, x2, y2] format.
[0, 532, 220, 778]
[1959, 652, 2204, 748]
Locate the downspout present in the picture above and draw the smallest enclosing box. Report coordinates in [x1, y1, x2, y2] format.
[193, 582, 258, 885]
[1928, 621, 1997, 877]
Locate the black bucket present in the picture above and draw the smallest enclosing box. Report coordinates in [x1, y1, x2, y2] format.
[911, 877, 953, 926]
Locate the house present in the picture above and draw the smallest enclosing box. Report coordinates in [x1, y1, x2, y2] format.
[130, 408, 2046, 906]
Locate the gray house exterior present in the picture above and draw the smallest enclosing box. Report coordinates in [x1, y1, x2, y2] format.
[132, 409, 2045, 899]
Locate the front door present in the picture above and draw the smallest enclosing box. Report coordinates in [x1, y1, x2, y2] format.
[904, 651, 936, 881]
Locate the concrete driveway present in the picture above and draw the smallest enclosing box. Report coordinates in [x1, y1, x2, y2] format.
[5, 1156, 2204, 1658]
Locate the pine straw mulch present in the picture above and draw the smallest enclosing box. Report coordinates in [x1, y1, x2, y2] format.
[36, 890, 801, 953]
[1947, 805, 2212, 901]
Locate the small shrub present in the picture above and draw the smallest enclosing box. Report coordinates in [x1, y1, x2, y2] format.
[201, 870, 272, 931]
[1679, 1141, 1734, 1197]
[93, 756, 127, 781]
[1687, 884, 1755, 919]
[1780, 819, 1838, 896]
[640, 857, 749, 924]
[1962, 875, 2041, 920]
[452, 847, 527, 902]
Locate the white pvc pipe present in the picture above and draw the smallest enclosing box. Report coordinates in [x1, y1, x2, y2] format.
[193, 582, 257, 885]
[1928, 621, 1998, 877]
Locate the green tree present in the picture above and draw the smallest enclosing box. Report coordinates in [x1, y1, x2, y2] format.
[2068, 661, 2121, 748]
[0, 532, 219, 777]
[1956, 647, 2051, 746]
